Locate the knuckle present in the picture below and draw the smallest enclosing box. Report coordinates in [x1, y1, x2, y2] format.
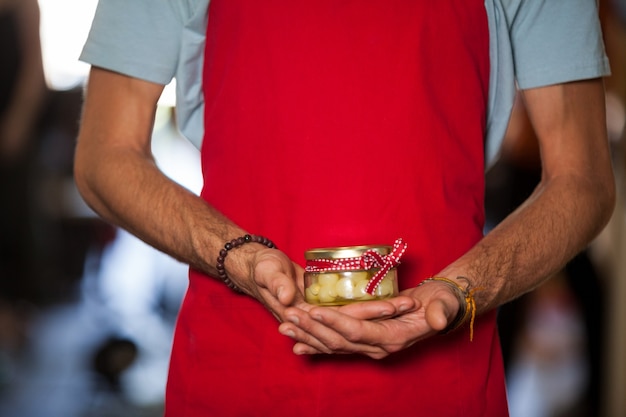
[344, 332, 361, 344]
[325, 340, 344, 351]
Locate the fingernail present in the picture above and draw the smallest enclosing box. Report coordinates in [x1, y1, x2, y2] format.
[287, 315, 299, 325]
[281, 329, 295, 339]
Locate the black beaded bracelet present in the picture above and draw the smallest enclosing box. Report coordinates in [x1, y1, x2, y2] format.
[216, 234, 276, 292]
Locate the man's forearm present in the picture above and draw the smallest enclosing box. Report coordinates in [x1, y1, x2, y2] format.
[439, 171, 614, 313]
[74, 68, 254, 282]
[75, 142, 240, 276]
[439, 79, 615, 314]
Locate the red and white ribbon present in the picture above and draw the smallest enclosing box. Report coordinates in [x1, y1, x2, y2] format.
[305, 238, 408, 295]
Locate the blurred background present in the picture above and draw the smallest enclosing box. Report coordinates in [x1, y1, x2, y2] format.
[0, 1, 625, 416]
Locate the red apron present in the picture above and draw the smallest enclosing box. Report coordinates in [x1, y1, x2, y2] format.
[166, 1, 508, 416]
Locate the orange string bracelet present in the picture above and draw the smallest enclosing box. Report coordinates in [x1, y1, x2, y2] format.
[418, 276, 480, 341]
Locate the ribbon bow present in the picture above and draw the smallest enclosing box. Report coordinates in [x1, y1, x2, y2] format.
[305, 238, 408, 295]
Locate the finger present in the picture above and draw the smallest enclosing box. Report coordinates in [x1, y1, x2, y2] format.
[308, 307, 383, 344]
[292, 342, 325, 355]
[278, 321, 332, 354]
[284, 309, 347, 347]
[338, 296, 418, 320]
[291, 342, 382, 358]
[283, 308, 384, 356]
[334, 300, 396, 320]
[425, 298, 451, 332]
[254, 260, 298, 305]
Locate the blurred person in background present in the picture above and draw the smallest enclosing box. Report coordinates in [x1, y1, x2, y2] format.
[0, 0, 46, 163]
[0, 0, 47, 388]
[74, 1, 615, 416]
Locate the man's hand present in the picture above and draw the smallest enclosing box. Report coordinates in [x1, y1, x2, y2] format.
[234, 247, 311, 322]
[277, 280, 461, 359]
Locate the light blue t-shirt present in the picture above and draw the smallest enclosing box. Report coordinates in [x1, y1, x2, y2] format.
[80, 0, 610, 165]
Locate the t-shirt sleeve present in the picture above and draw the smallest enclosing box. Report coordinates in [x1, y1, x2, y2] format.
[507, 0, 610, 89]
[79, 0, 183, 85]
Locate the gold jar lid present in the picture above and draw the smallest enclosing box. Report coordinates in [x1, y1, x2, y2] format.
[304, 244, 392, 260]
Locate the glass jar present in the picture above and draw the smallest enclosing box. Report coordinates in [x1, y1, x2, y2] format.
[304, 244, 401, 306]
